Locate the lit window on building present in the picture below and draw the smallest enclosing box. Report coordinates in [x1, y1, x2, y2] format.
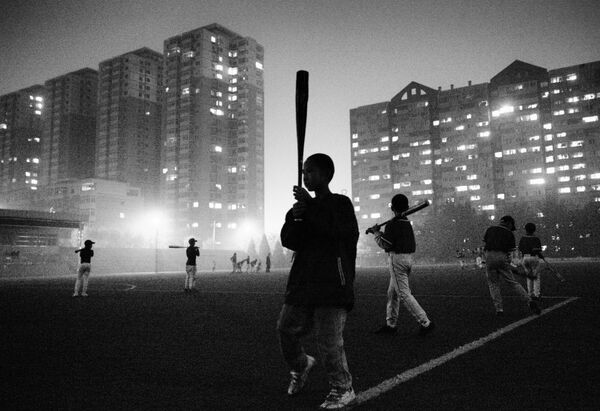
[470, 195, 480, 201]
[478, 131, 490, 137]
[546, 156, 554, 163]
[412, 190, 423, 196]
[558, 165, 569, 171]
[392, 136, 398, 142]
[553, 110, 565, 116]
[590, 173, 600, 179]
[381, 136, 389, 142]
[468, 185, 480, 191]
[255, 61, 263, 70]
[582, 115, 598, 123]
[432, 120, 440, 126]
[368, 175, 380, 181]
[455, 125, 465, 131]
[531, 168, 542, 174]
[546, 167, 555, 174]
[559, 187, 571, 194]
[530, 178, 545, 185]
[497, 194, 505, 199]
[369, 194, 380, 200]
[420, 160, 431, 165]
[576, 186, 586, 192]
[370, 213, 381, 219]
[558, 176, 570, 182]
[193, 202, 199, 208]
[574, 175, 586, 181]
[583, 93, 595, 100]
[566, 74, 577, 81]
[482, 205, 495, 210]
[456, 186, 468, 192]
[572, 163, 585, 170]
[543, 123, 552, 130]
[492, 105, 514, 117]
[572, 152, 583, 158]
[352, 142, 358, 148]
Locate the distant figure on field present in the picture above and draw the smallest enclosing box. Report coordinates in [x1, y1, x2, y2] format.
[73, 240, 94, 297]
[184, 238, 200, 292]
[212, 260, 216, 272]
[483, 216, 540, 316]
[230, 252, 237, 273]
[266, 252, 271, 272]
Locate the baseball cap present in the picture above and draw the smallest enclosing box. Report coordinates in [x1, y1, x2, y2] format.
[84, 239, 95, 245]
[188, 238, 197, 244]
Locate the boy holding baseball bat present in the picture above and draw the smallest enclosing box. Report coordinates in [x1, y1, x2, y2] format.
[277, 153, 358, 410]
[184, 238, 199, 292]
[367, 194, 435, 336]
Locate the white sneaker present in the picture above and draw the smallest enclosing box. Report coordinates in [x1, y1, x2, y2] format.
[287, 355, 316, 395]
[81, 293, 88, 297]
[72, 293, 79, 297]
[319, 387, 356, 409]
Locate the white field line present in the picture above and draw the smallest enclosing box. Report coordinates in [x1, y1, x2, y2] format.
[350, 296, 579, 408]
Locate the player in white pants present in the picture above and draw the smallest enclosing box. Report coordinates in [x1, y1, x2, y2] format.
[518, 222, 543, 300]
[368, 194, 434, 336]
[73, 240, 94, 297]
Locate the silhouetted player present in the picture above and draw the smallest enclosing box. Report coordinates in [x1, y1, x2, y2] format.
[277, 153, 358, 409]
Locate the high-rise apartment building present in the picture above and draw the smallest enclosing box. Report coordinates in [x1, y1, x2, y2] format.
[162, 24, 264, 247]
[547, 61, 600, 198]
[350, 60, 600, 235]
[41, 68, 98, 186]
[96, 48, 164, 202]
[0, 85, 46, 198]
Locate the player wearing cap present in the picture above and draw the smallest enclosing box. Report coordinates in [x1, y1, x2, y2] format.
[73, 240, 95, 297]
[369, 193, 435, 336]
[483, 216, 541, 316]
[184, 238, 200, 292]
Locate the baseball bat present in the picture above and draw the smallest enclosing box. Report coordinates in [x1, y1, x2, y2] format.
[168, 245, 186, 248]
[296, 70, 309, 189]
[365, 200, 431, 234]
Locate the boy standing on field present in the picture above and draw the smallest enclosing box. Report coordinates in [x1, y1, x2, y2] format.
[518, 222, 543, 301]
[73, 239, 94, 297]
[184, 238, 200, 292]
[277, 153, 358, 410]
[368, 194, 435, 336]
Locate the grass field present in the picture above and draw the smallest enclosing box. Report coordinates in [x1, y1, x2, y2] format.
[1, 261, 599, 410]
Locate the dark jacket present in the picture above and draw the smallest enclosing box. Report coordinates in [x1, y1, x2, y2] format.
[483, 224, 515, 253]
[280, 193, 358, 311]
[518, 235, 542, 256]
[380, 217, 415, 253]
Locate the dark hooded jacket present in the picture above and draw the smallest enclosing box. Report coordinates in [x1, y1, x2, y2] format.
[280, 193, 358, 311]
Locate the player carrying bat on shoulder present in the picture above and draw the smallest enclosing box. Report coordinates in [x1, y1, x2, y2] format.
[367, 193, 435, 336]
[184, 238, 200, 293]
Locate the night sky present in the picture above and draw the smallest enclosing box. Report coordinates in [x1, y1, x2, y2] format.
[1, 0, 599, 234]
